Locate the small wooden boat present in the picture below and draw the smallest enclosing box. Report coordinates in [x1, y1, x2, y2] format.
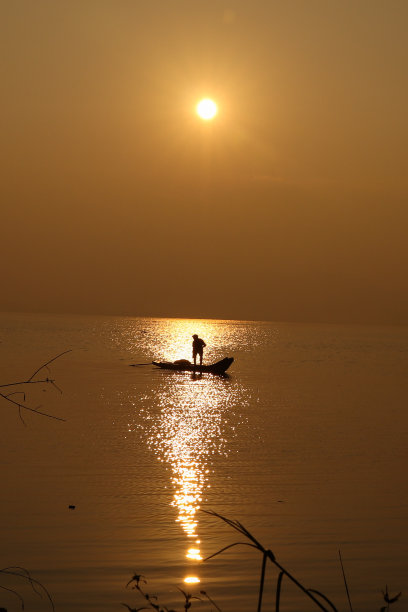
[152, 357, 234, 375]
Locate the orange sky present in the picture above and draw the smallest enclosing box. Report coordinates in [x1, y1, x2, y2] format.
[2, 1, 408, 323]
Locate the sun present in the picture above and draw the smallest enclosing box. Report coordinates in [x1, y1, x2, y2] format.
[196, 98, 218, 120]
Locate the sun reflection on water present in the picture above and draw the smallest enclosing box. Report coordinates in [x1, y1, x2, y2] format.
[132, 319, 247, 583]
[151, 376, 233, 577]
[184, 576, 201, 585]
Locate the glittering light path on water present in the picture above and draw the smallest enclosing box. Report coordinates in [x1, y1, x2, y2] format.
[130, 319, 249, 584]
[147, 376, 233, 582]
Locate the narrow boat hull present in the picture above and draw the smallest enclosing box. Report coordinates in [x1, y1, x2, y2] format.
[152, 357, 234, 375]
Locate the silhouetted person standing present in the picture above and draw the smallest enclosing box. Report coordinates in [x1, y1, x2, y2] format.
[192, 334, 206, 366]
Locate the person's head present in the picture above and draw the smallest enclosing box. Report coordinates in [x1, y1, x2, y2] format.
[192, 334, 198, 339]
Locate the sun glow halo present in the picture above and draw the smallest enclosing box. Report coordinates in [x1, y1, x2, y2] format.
[196, 98, 217, 120]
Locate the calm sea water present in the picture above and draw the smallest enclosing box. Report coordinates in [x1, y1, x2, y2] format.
[1, 312, 408, 612]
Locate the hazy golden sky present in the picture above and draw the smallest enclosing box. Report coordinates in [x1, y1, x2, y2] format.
[2, 1, 408, 323]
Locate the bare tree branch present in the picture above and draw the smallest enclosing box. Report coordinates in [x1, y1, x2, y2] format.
[27, 350, 72, 382]
[0, 350, 71, 423]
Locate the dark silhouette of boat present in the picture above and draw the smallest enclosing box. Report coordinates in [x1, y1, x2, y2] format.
[152, 357, 234, 375]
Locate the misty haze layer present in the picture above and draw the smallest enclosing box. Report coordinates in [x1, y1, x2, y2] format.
[2, 1, 408, 323]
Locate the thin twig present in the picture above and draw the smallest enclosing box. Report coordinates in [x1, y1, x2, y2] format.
[0, 566, 55, 611]
[27, 350, 72, 382]
[0, 378, 56, 389]
[4, 391, 26, 400]
[0, 583, 25, 608]
[338, 550, 353, 612]
[203, 541, 259, 562]
[1, 351, 71, 422]
[0, 392, 66, 421]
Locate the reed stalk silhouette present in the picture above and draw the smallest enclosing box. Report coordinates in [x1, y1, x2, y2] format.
[125, 510, 341, 612]
[381, 585, 402, 612]
[202, 509, 338, 612]
[124, 573, 202, 612]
